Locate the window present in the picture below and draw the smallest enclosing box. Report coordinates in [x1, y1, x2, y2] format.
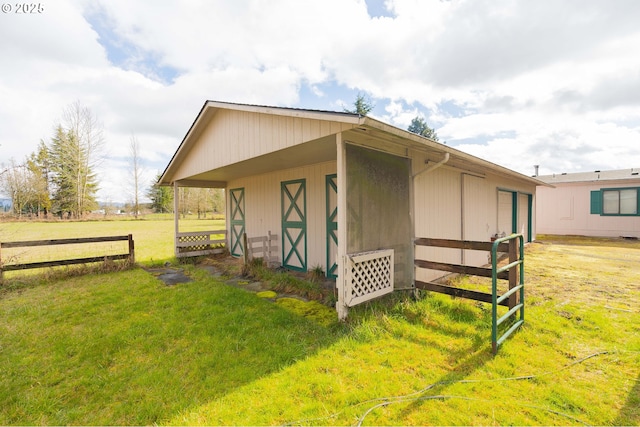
[592, 187, 639, 216]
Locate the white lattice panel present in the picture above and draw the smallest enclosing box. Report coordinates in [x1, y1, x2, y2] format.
[345, 249, 394, 307]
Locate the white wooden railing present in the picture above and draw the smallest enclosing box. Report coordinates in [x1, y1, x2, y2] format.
[175, 230, 226, 258]
[344, 249, 394, 307]
[246, 231, 279, 267]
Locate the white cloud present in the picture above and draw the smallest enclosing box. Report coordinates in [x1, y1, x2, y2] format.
[1, 0, 640, 203]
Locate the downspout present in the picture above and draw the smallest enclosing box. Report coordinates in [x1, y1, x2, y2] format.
[412, 152, 450, 179]
[410, 152, 449, 291]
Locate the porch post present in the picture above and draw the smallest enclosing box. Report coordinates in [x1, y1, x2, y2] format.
[174, 181, 180, 257]
[336, 133, 349, 320]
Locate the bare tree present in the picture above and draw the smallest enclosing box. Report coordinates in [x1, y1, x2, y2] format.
[0, 159, 30, 218]
[58, 101, 105, 217]
[129, 135, 143, 219]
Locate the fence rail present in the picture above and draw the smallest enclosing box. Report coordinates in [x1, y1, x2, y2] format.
[245, 231, 279, 267]
[414, 235, 525, 354]
[0, 234, 135, 277]
[176, 230, 227, 258]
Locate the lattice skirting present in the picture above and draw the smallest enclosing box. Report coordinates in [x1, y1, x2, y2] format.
[178, 234, 211, 253]
[345, 249, 394, 307]
[175, 230, 227, 258]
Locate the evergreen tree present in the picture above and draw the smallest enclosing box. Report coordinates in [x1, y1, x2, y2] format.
[48, 126, 99, 218]
[25, 140, 51, 217]
[408, 116, 440, 142]
[148, 173, 174, 213]
[344, 92, 375, 116]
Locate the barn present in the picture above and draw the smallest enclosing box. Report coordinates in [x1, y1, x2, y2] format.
[159, 100, 542, 318]
[536, 169, 640, 238]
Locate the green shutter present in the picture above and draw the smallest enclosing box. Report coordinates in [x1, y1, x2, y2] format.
[590, 190, 601, 215]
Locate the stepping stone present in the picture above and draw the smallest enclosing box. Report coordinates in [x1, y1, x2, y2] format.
[158, 269, 192, 286]
[145, 267, 193, 286]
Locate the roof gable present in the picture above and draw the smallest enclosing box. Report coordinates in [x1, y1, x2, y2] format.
[160, 101, 361, 185]
[160, 100, 547, 188]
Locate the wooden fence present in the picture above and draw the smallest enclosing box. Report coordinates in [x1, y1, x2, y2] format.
[0, 234, 135, 278]
[243, 231, 279, 267]
[414, 235, 525, 353]
[414, 237, 516, 307]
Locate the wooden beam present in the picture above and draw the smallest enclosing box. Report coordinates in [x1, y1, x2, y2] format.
[415, 280, 509, 306]
[174, 181, 179, 257]
[336, 132, 349, 320]
[414, 259, 508, 280]
[1, 235, 130, 248]
[2, 254, 131, 272]
[415, 237, 508, 252]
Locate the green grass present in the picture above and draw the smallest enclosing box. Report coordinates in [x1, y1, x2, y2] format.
[0, 216, 225, 270]
[0, 233, 638, 425]
[0, 267, 340, 425]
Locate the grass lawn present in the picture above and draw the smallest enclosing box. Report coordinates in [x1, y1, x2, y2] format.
[0, 232, 638, 425]
[0, 215, 224, 270]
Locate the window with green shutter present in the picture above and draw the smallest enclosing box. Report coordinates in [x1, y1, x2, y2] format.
[590, 190, 601, 214]
[592, 187, 640, 216]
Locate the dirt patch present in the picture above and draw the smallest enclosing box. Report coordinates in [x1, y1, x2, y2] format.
[445, 236, 640, 313]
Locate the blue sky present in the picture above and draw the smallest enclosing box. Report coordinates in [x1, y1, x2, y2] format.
[1, 0, 640, 202]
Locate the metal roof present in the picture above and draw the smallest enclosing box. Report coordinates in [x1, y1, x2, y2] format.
[536, 168, 640, 184]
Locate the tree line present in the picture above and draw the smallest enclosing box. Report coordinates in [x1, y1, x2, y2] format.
[1, 101, 224, 219]
[0, 102, 103, 219]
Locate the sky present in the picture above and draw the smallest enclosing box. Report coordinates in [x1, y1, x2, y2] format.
[1, 0, 640, 203]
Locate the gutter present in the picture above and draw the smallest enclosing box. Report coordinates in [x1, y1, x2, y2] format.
[412, 153, 450, 178]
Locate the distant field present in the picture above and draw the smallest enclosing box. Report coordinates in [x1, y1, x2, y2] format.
[0, 215, 225, 271]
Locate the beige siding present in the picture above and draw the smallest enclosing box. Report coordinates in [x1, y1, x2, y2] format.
[537, 182, 640, 238]
[173, 110, 352, 181]
[413, 166, 462, 282]
[413, 157, 537, 282]
[227, 161, 337, 271]
[463, 173, 492, 266]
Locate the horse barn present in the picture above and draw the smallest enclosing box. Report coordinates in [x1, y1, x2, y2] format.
[159, 100, 544, 320]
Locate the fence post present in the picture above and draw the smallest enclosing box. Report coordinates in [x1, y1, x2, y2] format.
[242, 233, 248, 265]
[0, 242, 3, 280]
[128, 234, 135, 264]
[508, 237, 519, 309]
[261, 235, 266, 264]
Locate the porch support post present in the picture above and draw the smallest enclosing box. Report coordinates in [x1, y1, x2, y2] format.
[173, 181, 180, 257]
[336, 133, 349, 320]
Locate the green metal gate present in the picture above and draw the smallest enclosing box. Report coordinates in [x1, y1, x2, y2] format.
[229, 188, 245, 257]
[281, 179, 307, 272]
[491, 233, 525, 354]
[326, 174, 338, 278]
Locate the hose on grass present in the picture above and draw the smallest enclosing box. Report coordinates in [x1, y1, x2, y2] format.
[283, 349, 640, 427]
[355, 394, 591, 427]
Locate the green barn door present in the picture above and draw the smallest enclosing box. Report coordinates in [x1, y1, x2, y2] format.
[229, 188, 245, 257]
[281, 179, 307, 272]
[326, 174, 338, 278]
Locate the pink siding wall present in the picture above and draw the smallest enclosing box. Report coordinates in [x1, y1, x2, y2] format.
[536, 182, 640, 238]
